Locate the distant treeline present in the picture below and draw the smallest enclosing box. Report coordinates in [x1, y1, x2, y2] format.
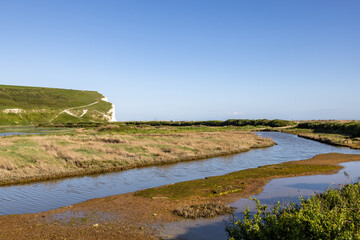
[297, 122, 360, 137]
[40, 119, 296, 128]
[125, 119, 296, 127]
[39, 122, 103, 128]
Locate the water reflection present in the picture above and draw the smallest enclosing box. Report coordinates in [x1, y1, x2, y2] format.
[162, 161, 360, 240]
[0, 132, 30, 137]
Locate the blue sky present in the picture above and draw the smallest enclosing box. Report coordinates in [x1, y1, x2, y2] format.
[1, 0, 359, 121]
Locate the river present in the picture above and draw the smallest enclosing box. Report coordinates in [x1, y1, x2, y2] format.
[0, 132, 359, 215]
[160, 161, 360, 240]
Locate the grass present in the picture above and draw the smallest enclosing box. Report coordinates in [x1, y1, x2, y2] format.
[0, 85, 102, 109]
[96, 123, 274, 135]
[173, 203, 234, 219]
[135, 162, 340, 200]
[132, 153, 360, 222]
[39, 123, 268, 135]
[42, 120, 296, 130]
[0, 128, 275, 185]
[0, 85, 113, 125]
[122, 119, 296, 128]
[282, 127, 360, 149]
[130, 153, 360, 224]
[135, 153, 360, 200]
[297, 121, 360, 137]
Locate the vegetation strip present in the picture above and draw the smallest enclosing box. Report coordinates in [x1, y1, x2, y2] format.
[39, 119, 296, 128]
[0, 128, 275, 186]
[297, 121, 360, 137]
[135, 153, 360, 201]
[281, 127, 360, 149]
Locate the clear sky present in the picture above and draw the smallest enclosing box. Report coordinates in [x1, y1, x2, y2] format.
[1, 0, 359, 121]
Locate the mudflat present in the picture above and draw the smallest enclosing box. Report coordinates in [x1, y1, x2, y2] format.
[0, 153, 359, 240]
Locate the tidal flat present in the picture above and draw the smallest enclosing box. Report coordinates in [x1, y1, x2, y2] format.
[0, 153, 359, 239]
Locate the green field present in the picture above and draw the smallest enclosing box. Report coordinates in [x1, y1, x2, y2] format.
[0, 85, 114, 125]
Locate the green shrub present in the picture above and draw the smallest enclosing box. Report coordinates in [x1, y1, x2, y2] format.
[225, 183, 360, 240]
[40, 119, 296, 130]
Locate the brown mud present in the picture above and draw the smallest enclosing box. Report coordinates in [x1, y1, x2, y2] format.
[0, 153, 360, 239]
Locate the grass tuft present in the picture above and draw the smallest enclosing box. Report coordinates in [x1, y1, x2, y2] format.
[173, 203, 234, 219]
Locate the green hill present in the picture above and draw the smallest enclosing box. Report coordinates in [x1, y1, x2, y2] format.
[0, 85, 116, 125]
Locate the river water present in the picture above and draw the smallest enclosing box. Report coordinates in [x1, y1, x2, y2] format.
[160, 161, 360, 240]
[0, 132, 359, 215]
[0, 132, 30, 137]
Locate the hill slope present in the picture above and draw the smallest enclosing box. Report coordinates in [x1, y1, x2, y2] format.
[0, 85, 116, 125]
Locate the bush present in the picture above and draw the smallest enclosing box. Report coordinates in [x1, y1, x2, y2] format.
[225, 183, 360, 240]
[124, 119, 296, 128]
[38, 122, 103, 128]
[39, 119, 297, 129]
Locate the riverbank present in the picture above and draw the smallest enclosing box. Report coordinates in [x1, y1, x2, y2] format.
[281, 128, 360, 149]
[0, 153, 359, 239]
[0, 127, 275, 186]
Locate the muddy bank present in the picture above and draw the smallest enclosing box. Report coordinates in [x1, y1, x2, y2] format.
[1, 153, 360, 239]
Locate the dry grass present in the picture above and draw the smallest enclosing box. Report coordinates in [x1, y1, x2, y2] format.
[0, 130, 275, 185]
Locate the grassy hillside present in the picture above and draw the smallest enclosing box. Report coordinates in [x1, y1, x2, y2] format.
[0, 85, 115, 125]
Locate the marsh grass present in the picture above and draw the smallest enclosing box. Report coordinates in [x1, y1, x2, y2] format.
[136, 163, 339, 200]
[0, 130, 275, 185]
